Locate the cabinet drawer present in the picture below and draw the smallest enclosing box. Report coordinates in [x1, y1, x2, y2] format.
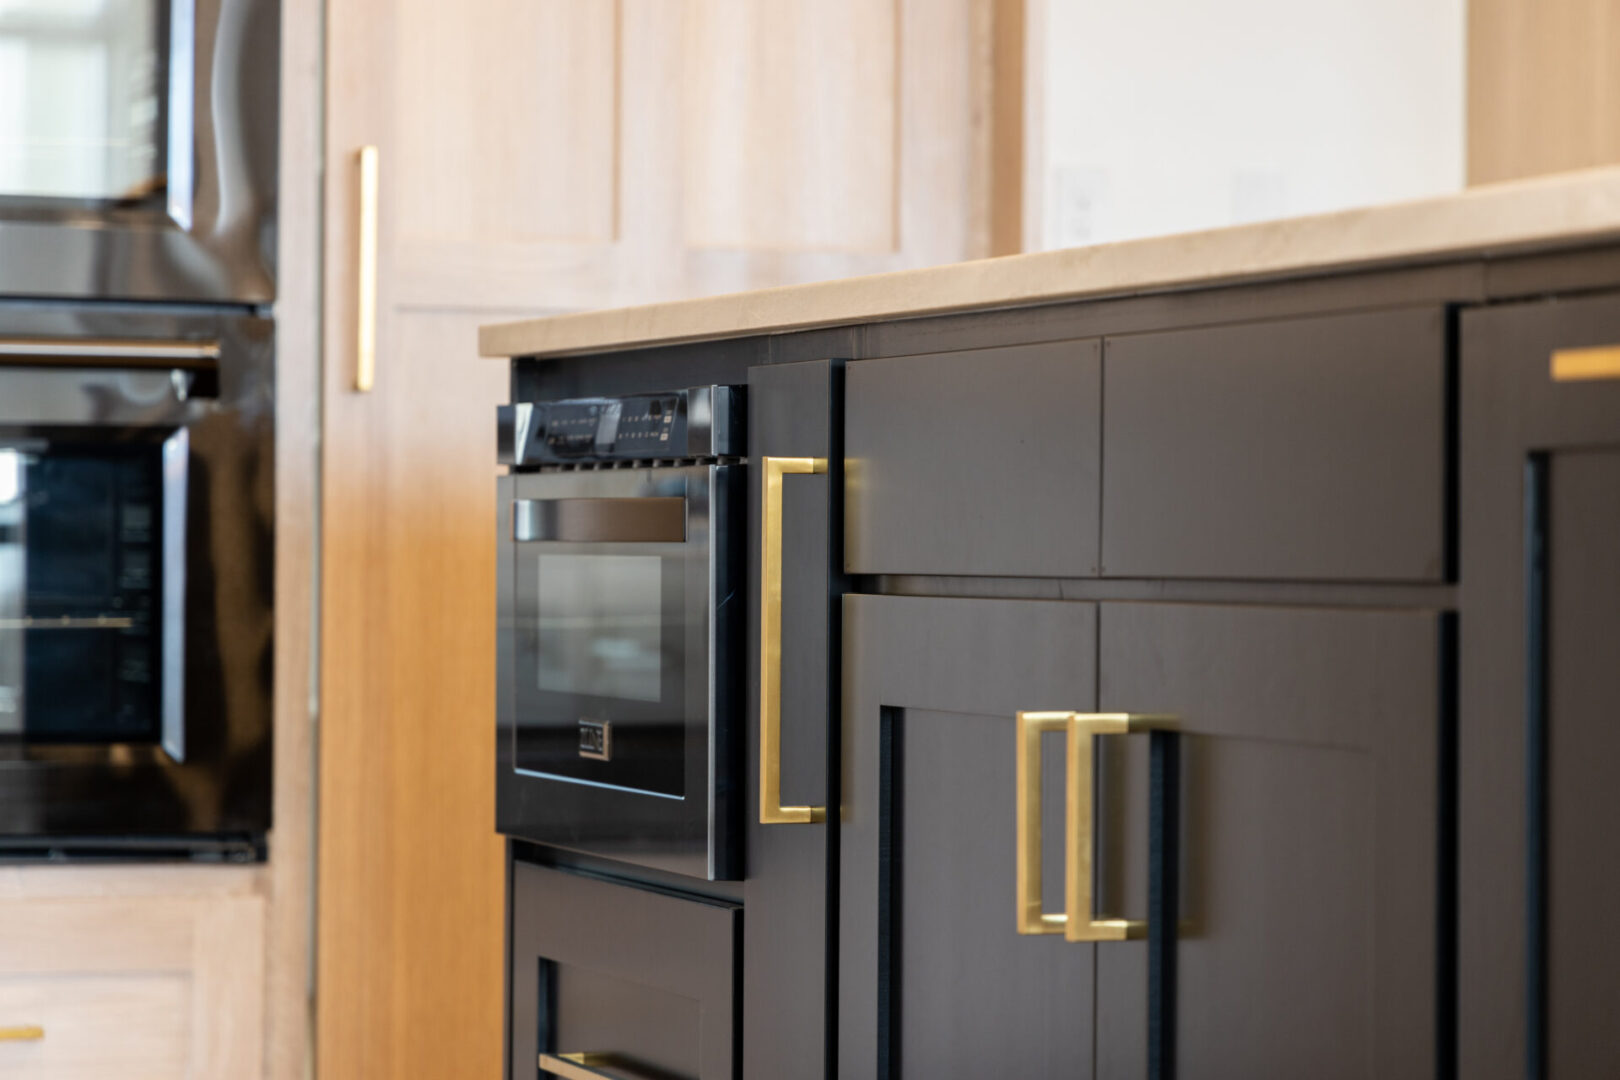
[845, 340, 1101, 577]
[0, 975, 188, 1078]
[1101, 307, 1448, 581]
[509, 862, 738, 1080]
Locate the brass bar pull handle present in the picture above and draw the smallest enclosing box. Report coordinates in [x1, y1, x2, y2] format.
[540, 1052, 663, 1080]
[1015, 710, 1072, 934]
[355, 145, 380, 392]
[759, 455, 827, 825]
[0, 1025, 43, 1041]
[1064, 712, 1178, 943]
[1550, 345, 1620, 382]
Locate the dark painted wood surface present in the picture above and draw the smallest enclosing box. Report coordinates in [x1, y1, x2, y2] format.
[744, 359, 845, 1080]
[844, 341, 1102, 576]
[841, 594, 1099, 1080]
[1101, 307, 1449, 582]
[1460, 292, 1620, 1080]
[508, 860, 738, 1080]
[1095, 603, 1442, 1079]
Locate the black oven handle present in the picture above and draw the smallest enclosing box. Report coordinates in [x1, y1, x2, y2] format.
[512, 497, 687, 544]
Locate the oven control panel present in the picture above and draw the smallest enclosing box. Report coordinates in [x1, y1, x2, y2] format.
[499, 385, 743, 466]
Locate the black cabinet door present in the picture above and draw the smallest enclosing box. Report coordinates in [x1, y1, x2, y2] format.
[745, 359, 845, 1080]
[1460, 294, 1620, 1080]
[508, 861, 739, 1080]
[1094, 603, 1444, 1080]
[841, 594, 1101, 1080]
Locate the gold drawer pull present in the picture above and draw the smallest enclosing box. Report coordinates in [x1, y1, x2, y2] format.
[758, 455, 828, 825]
[1551, 345, 1620, 382]
[1015, 710, 1178, 941]
[0, 1025, 43, 1041]
[541, 1051, 662, 1080]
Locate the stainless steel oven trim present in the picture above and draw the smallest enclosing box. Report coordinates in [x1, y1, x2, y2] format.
[0, 0, 280, 304]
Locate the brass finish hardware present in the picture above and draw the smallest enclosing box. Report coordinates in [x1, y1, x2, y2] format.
[1064, 712, 1177, 942]
[0, 338, 220, 367]
[1015, 710, 1072, 934]
[355, 145, 380, 392]
[1551, 345, 1620, 382]
[1015, 710, 1178, 941]
[540, 1052, 656, 1080]
[758, 455, 828, 825]
[0, 1025, 43, 1041]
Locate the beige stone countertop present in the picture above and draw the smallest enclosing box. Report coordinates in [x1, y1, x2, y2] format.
[480, 166, 1620, 360]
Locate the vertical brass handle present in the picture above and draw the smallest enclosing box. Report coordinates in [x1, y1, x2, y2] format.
[0, 1025, 43, 1041]
[1014, 711, 1178, 940]
[759, 455, 827, 825]
[1015, 711, 1072, 934]
[1064, 713, 1177, 942]
[355, 145, 379, 392]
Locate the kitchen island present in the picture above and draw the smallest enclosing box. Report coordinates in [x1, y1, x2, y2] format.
[487, 166, 1620, 1080]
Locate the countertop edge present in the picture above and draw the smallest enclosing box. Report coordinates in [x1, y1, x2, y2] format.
[480, 166, 1620, 360]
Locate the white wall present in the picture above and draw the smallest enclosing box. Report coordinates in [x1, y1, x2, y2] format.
[1038, 0, 1466, 248]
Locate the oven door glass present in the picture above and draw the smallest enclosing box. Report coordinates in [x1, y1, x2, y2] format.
[511, 473, 704, 801]
[0, 429, 184, 745]
[0, 1, 167, 203]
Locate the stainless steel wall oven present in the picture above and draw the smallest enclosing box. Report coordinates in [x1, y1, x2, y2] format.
[496, 387, 744, 880]
[0, 303, 273, 857]
[0, 0, 280, 304]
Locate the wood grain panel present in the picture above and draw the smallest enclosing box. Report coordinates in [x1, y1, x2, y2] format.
[396, 0, 619, 245]
[683, 0, 899, 252]
[317, 304, 508, 1080]
[1469, 0, 1620, 183]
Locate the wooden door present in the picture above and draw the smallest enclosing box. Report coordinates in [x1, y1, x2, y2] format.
[319, 3, 1014, 1077]
[1094, 603, 1443, 1079]
[841, 594, 1100, 1079]
[1460, 293, 1620, 1079]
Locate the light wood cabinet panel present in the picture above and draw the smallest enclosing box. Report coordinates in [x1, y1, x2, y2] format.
[0, 869, 266, 1080]
[319, 3, 1013, 1078]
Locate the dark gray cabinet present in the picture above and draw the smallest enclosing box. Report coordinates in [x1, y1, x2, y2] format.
[842, 595, 1444, 1079]
[509, 861, 739, 1080]
[1460, 293, 1620, 1080]
[744, 359, 845, 1080]
[845, 340, 1102, 577]
[1100, 307, 1449, 582]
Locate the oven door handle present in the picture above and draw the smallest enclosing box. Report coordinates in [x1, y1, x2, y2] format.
[758, 455, 828, 825]
[511, 497, 686, 544]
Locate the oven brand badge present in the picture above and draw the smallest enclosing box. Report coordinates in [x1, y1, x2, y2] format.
[578, 718, 612, 761]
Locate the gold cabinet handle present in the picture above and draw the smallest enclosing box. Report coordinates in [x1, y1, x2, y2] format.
[1015, 710, 1178, 941]
[1016, 710, 1072, 934]
[1550, 344, 1620, 382]
[355, 145, 379, 392]
[0, 1025, 43, 1041]
[540, 1052, 664, 1080]
[759, 455, 828, 825]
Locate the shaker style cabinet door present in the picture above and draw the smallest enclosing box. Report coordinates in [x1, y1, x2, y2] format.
[1093, 603, 1445, 1080]
[1460, 293, 1620, 1080]
[508, 861, 738, 1080]
[840, 595, 1104, 1079]
[745, 360, 845, 1080]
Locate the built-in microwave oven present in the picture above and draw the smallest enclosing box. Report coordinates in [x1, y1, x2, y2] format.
[0, 0, 280, 304]
[0, 303, 273, 857]
[496, 387, 744, 880]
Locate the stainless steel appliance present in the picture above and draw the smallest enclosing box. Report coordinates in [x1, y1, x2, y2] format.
[0, 303, 273, 857]
[0, 0, 280, 304]
[496, 386, 744, 880]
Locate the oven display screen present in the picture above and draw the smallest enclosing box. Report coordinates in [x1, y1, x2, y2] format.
[535, 554, 662, 704]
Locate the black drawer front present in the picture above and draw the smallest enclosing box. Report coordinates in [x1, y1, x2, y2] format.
[509, 862, 739, 1080]
[1102, 307, 1448, 581]
[844, 339, 1102, 577]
